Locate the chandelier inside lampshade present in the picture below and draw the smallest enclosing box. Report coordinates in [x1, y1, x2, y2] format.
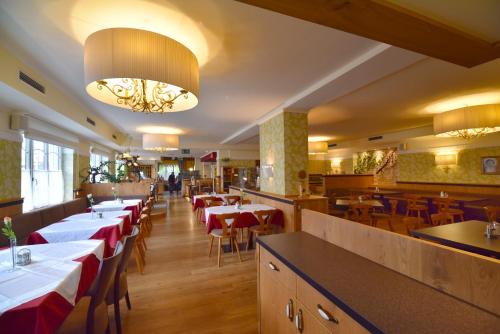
[143, 134, 179, 151]
[84, 28, 199, 113]
[433, 104, 500, 140]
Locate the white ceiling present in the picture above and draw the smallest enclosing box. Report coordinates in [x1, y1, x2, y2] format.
[0, 0, 377, 149]
[0, 0, 499, 153]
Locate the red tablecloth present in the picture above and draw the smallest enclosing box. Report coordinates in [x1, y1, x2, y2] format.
[206, 210, 284, 233]
[192, 197, 224, 211]
[0, 253, 100, 334]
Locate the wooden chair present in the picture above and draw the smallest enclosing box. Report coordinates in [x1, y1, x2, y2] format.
[484, 206, 500, 223]
[208, 213, 242, 267]
[241, 199, 252, 204]
[433, 197, 464, 222]
[431, 212, 453, 226]
[225, 195, 241, 205]
[246, 209, 278, 250]
[133, 215, 148, 274]
[350, 203, 373, 225]
[405, 194, 430, 223]
[197, 197, 216, 224]
[57, 243, 123, 334]
[372, 199, 398, 231]
[106, 227, 138, 334]
[140, 206, 152, 235]
[403, 216, 424, 235]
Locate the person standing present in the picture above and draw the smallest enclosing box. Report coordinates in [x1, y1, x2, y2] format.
[168, 172, 176, 195]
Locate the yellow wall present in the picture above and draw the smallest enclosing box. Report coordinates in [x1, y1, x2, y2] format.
[0, 139, 21, 200]
[308, 159, 330, 174]
[220, 159, 257, 168]
[77, 154, 91, 186]
[260, 112, 308, 195]
[398, 146, 500, 184]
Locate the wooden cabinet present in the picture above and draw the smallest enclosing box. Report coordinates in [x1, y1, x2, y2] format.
[259, 247, 368, 334]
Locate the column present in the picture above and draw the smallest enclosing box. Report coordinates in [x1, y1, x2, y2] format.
[259, 110, 308, 196]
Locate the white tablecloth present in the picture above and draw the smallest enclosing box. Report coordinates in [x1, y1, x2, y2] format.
[64, 210, 132, 223]
[92, 199, 141, 212]
[204, 204, 275, 225]
[34, 217, 124, 244]
[193, 194, 235, 203]
[0, 240, 104, 315]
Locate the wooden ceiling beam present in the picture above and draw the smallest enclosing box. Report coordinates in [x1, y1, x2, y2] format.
[235, 0, 500, 68]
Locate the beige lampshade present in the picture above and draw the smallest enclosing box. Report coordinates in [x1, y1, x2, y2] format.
[84, 28, 199, 112]
[435, 154, 457, 166]
[143, 134, 179, 151]
[308, 141, 328, 155]
[433, 104, 500, 139]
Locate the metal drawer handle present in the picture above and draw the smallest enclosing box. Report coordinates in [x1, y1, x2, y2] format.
[268, 262, 279, 271]
[285, 299, 294, 320]
[295, 309, 303, 332]
[317, 304, 339, 324]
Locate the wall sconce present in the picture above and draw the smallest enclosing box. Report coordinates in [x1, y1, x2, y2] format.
[435, 153, 457, 173]
[261, 164, 274, 178]
[331, 158, 342, 174]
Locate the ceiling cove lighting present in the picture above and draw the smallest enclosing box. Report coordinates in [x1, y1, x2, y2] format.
[308, 142, 328, 155]
[84, 28, 199, 113]
[143, 134, 179, 151]
[433, 104, 500, 140]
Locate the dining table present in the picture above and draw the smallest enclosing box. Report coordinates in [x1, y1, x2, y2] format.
[0, 240, 104, 334]
[204, 204, 284, 234]
[410, 220, 500, 258]
[88, 199, 143, 223]
[336, 199, 385, 208]
[26, 211, 131, 257]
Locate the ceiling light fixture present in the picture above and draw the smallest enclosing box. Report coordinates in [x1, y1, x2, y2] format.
[308, 141, 328, 155]
[433, 104, 500, 140]
[84, 28, 199, 113]
[143, 134, 179, 151]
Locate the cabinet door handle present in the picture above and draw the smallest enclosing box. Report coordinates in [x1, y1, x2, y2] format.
[268, 262, 279, 271]
[317, 304, 339, 324]
[285, 299, 294, 321]
[295, 309, 303, 332]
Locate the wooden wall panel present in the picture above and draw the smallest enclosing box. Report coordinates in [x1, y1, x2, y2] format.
[392, 182, 500, 197]
[301, 209, 500, 317]
[0, 198, 23, 217]
[82, 182, 151, 197]
[324, 175, 374, 191]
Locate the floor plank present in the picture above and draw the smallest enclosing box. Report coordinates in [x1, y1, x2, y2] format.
[115, 194, 258, 334]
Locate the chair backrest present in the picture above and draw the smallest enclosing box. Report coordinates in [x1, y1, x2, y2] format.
[350, 203, 372, 223]
[431, 213, 452, 226]
[141, 206, 150, 216]
[201, 197, 217, 207]
[405, 194, 423, 209]
[89, 242, 123, 308]
[117, 226, 139, 274]
[225, 195, 240, 205]
[209, 200, 224, 207]
[241, 199, 252, 205]
[254, 209, 277, 233]
[403, 216, 424, 235]
[433, 197, 455, 213]
[388, 199, 398, 217]
[484, 206, 499, 223]
[215, 213, 240, 236]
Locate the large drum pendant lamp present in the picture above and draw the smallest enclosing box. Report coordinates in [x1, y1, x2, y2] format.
[308, 141, 328, 155]
[84, 28, 199, 113]
[143, 134, 179, 151]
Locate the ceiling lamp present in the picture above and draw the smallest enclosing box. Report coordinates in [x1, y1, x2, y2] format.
[84, 28, 199, 113]
[143, 134, 179, 151]
[308, 141, 328, 155]
[434, 104, 500, 140]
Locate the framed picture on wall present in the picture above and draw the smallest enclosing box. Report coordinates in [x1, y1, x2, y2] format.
[481, 156, 500, 175]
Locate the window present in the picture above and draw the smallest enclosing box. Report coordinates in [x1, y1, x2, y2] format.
[90, 152, 109, 182]
[21, 137, 73, 211]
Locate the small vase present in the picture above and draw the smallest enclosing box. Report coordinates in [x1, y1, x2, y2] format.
[9, 237, 17, 271]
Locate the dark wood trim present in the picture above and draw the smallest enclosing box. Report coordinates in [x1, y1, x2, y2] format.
[396, 181, 500, 188]
[236, 0, 500, 68]
[323, 174, 373, 177]
[0, 198, 24, 208]
[229, 186, 294, 204]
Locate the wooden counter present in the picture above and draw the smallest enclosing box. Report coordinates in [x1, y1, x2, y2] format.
[257, 232, 500, 333]
[229, 186, 327, 232]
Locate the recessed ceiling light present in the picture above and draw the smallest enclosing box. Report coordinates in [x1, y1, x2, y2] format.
[425, 91, 500, 114]
[308, 136, 331, 142]
[136, 126, 184, 135]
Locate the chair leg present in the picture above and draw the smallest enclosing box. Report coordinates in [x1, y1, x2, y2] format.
[114, 298, 122, 334]
[217, 238, 222, 268]
[234, 236, 242, 262]
[208, 235, 214, 257]
[246, 231, 252, 251]
[134, 245, 144, 274]
[125, 291, 132, 310]
[387, 217, 395, 232]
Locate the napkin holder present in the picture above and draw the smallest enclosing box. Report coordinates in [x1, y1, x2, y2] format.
[16, 248, 31, 266]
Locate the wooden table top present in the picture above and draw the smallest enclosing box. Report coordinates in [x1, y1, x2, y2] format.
[257, 232, 500, 334]
[411, 220, 500, 258]
[336, 199, 384, 207]
[348, 188, 404, 195]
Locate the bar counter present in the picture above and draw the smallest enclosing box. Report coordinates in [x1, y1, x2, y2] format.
[257, 231, 500, 334]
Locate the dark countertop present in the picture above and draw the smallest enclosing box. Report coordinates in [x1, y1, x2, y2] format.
[411, 220, 500, 258]
[257, 232, 500, 334]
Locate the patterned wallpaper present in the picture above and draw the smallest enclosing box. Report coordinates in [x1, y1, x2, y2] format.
[0, 139, 21, 200]
[220, 159, 257, 168]
[260, 112, 308, 195]
[398, 146, 500, 184]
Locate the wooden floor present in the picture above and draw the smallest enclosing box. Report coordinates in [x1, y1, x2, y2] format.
[114, 194, 258, 334]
